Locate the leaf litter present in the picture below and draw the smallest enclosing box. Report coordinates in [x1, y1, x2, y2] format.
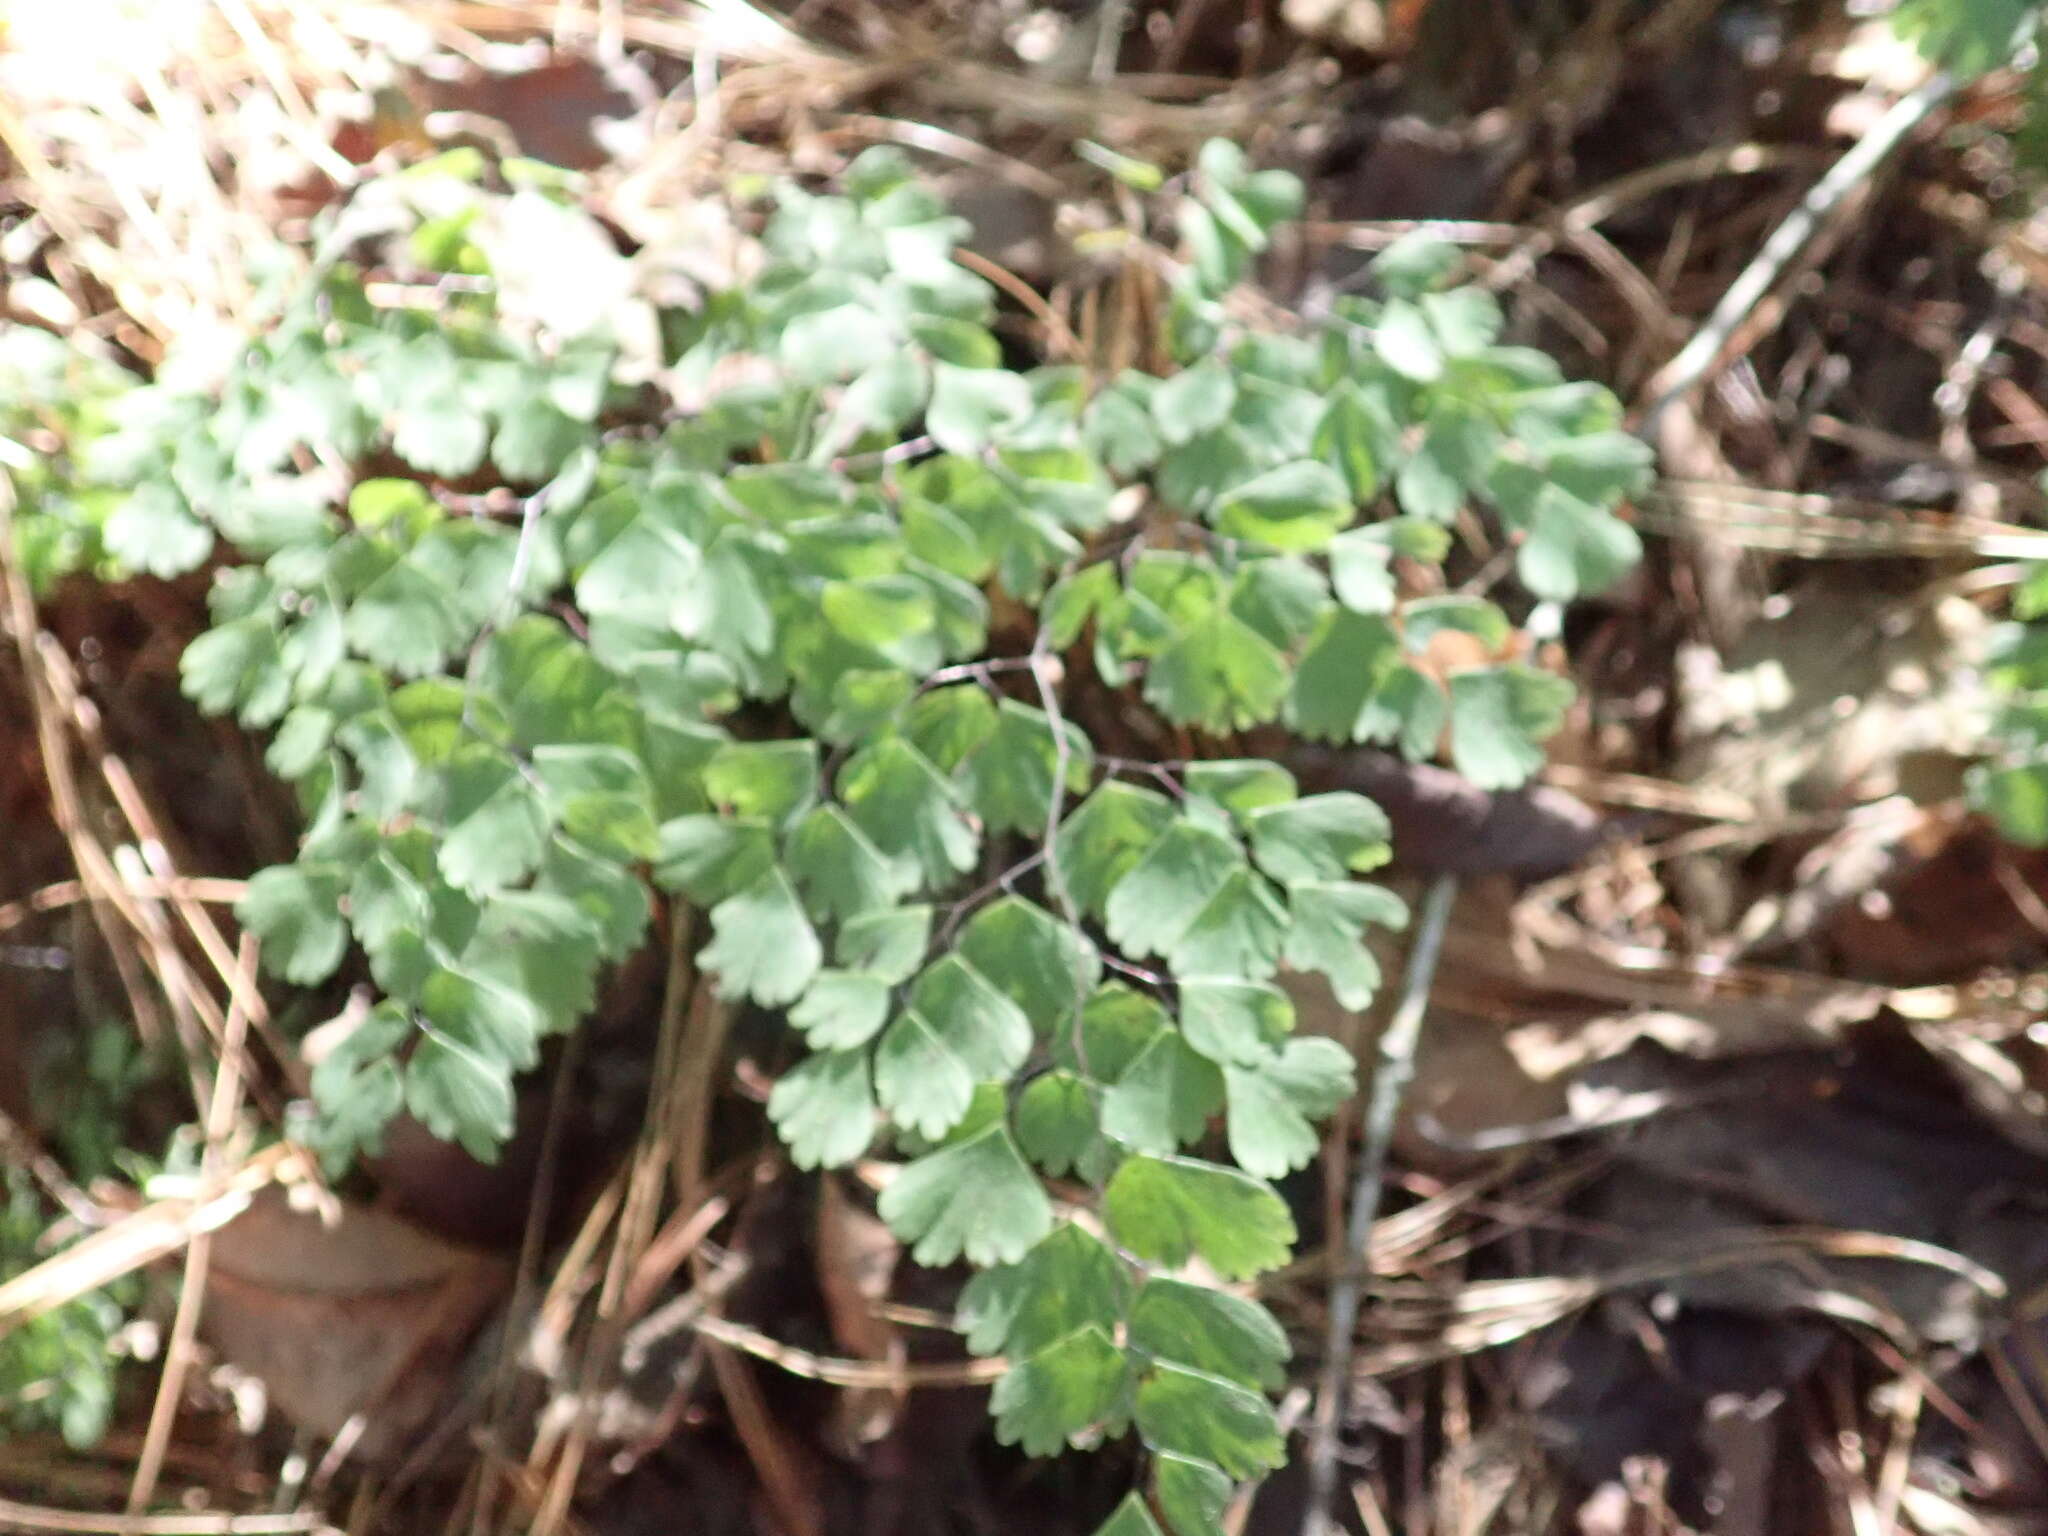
[10, 1, 2048, 1533]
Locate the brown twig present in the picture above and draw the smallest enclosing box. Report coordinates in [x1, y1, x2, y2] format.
[953, 247, 1085, 361]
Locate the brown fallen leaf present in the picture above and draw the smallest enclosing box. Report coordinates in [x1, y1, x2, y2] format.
[1287, 878, 1894, 1170]
[1286, 745, 1606, 878]
[198, 1186, 510, 1463]
[409, 48, 653, 172]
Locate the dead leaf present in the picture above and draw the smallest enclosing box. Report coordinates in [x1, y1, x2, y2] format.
[410, 48, 652, 172]
[1288, 879, 1892, 1169]
[1287, 745, 1606, 878]
[199, 1186, 509, 1463]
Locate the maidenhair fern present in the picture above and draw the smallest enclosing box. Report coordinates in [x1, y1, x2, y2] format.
[6, 141, 1653, 1524]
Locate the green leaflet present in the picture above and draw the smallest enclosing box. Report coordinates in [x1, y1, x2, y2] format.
[1210, 460, 1352, 551]
[106, 481, 213, 577]
[1144, 609, 1291, 733]
[1289, 609, 1400, 743]
[308, 1003, 411, 1168]
[1015, 1071, 1098, 1176]
[1100, 1027, 1225, 1155]
[1222, 1038, 1357, 1179]
[768, 1049, 877, 1169]
[1155, 1455, 1232, 1536]
[567, 484, 705, 631]
[836, 905, 933, 981]
[1978, 761, 2048, 844]
[704, 739, 819, 823]
[653, 814, 776, 905]
[927, 361, 1034, 454]
[962, 698, 1095, 835]
[436, 747, 550, 894]
[1892, 0, 2037, 74]
[1104, 1155, 1296, 1280]
[1153, 359, 1236, 445]
[903, 683, 997, 771]
[840, 737, 980, 887]
[1178, 980, 1293, 1068]
[786, 803, 915, 922]
[1093, 1496, 1167, 1536]
[1105, 821, 1242, 963]
[1129, 1278, 1290, 1391]
[701, 869, 822, 1007]
[957, 896, 1101, 1034]
[874, 953, 1034, 1140]
[1228, 558, 1331, 650]
[958, 1221, 1131, 1357]
[1056, 781, 1177, 919]
[1447, 664, 1575, 791]
[878, 1096, 1053, 1267]
[991, 1325, 1130, 1455]
[1135, 1363, 1285, 1480]
[1374, 299, 1443, 383]
[1169, 867, 1289, 980]
[1086, 375, 1164, 475]
[1283, 880, 1408, 1010]
[460, 891, 602, 1037]
[532, 744, 657, 862]
[406, 1026, 515, 1163]
[546, 835, 651, 961]
[1183, 759, 1296, 822]
[789, 970, 892, 1050]
[1246, 793, 1392, 882]
[237, 863, 349, 985]
[1974, 570, 2048, 843]
[419, 963, 543, 1076]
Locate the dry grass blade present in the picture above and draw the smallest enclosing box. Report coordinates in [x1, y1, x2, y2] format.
[1469, 903, 1888, 1065]
[125, 933, 258, 1513]
[1538, 764, 1757, 822]
[437, 0, 817, 63]
[0, 878, 249, 936]
[0, 1110, 104, 1228]
[23, 627, 305, 1096]
[1358, 1226, 2005, 1374]
[525, 913, 709, 1536]
[1872, 1367, 1925, 1534]
[0, 1146, 296, 1338]
[0, 1499, 338, 1535]
[828, 114, 1068, 198]
[1, 485, 187, 1089]
[702, 1337, 822, 1536]
[1983, 1334, 2048, 1472]
[1638, 482, 2048, 559]
[2, 484, 331, 1211]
